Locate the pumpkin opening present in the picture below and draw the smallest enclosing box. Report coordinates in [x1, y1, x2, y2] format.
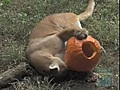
[82, 42, 96, 60]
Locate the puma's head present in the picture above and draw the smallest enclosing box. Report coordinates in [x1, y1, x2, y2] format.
[49, 59, 67, 76]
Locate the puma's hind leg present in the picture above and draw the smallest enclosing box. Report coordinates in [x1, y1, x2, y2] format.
[29, 50, 67, 76]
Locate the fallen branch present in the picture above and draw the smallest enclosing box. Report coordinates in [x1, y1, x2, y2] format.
[0, 62, 29, 89]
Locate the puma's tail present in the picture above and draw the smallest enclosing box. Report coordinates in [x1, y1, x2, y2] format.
[78, 0, 95, 21]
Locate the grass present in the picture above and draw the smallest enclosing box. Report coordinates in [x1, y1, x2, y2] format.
[0, 0, 119, 90]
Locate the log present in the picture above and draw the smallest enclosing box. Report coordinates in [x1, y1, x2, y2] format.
[0, 62, 29, 89]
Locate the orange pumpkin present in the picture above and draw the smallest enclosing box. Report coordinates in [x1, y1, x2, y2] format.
[65, 36, 101, 72]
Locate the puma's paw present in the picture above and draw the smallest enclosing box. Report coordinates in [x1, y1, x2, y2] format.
[74, 30, 88, 40]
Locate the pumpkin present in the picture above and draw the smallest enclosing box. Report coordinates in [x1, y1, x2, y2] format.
[65, 36, 101, 72]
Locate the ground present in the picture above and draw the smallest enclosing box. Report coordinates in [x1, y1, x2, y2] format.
[0, 0, 119, 90]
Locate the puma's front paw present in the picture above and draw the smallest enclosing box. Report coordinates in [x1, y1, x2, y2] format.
[74, 28, 88, 40]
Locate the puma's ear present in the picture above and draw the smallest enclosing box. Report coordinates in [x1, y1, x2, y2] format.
[49, 63, 60, 71]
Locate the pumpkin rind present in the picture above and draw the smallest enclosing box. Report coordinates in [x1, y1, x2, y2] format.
[65, 36, 101, 72]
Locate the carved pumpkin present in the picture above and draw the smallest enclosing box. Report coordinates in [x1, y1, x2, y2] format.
[65, 36, 101, 72]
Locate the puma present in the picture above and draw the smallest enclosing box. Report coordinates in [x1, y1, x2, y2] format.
[26, 0, 95, 76]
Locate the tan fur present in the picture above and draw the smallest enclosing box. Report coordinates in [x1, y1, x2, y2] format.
[26, 0, 95, 76]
